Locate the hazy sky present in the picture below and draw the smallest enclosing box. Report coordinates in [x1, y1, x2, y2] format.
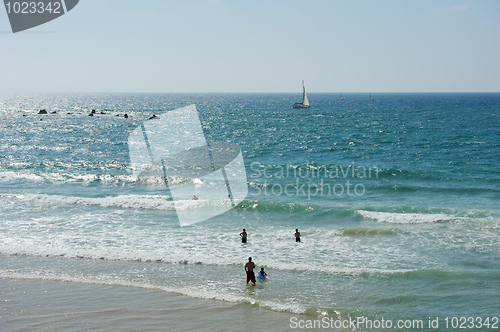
[1, 0, 499, 93]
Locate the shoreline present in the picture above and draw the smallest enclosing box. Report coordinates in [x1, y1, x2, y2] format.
[0, 278, 343, 332]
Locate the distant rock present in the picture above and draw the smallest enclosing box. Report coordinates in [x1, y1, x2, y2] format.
[38, 109, 47, 114]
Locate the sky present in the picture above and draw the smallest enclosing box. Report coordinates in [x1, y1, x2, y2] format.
[1, 0, 499, 93]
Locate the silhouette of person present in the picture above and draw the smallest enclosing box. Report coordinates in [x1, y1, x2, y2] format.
[245, 257, 256, 284]
[258, 267, 267, 278]
[240, 229, 247, 243]
[295, 229, 301, 242]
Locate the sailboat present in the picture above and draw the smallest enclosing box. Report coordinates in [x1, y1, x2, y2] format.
[339, 93, 344, 101]
[369, 94, 374, 101]
[292, 81, 310, 109]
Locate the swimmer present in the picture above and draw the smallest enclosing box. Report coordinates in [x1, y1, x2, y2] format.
[295, 229, 301, 242]
[240, 229, 247, 243]
[258, 267, 267, 278]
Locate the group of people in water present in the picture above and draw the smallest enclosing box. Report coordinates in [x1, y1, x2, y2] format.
[240, 228, 301, 285]
[239, 228, 301, 244]
[33, 109, 131, 118]
[34, 109, 163, 119]
[191, 194, 232, 201]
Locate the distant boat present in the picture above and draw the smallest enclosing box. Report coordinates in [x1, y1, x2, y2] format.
[292, 81, 310, 109]
[339, 93, 344, 101]
[369, 94, 374, 101]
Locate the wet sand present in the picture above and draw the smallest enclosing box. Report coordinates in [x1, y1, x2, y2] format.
[0, 278, 325, 332]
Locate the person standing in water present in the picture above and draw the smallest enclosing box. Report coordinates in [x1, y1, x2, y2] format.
[245, 257, 256, 285]
[295, 229, 301, 242]
[239, 229, 247, 243]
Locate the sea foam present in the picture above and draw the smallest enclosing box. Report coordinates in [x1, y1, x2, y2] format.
[357, 210, 453, 224]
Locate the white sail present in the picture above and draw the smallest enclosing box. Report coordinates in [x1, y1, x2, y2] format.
[302, 81, 309, 106]
[292, 81, 310, 109]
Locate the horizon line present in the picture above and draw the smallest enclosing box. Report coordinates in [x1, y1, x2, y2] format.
[1, 91, 499, 95]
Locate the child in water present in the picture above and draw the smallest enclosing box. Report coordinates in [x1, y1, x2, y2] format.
[258, 267, 267, 278]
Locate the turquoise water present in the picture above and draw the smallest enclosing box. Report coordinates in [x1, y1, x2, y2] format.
[0, 93, 499, 328]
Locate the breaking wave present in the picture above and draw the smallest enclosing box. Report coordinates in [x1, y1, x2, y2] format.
[357, 210, 454, 224]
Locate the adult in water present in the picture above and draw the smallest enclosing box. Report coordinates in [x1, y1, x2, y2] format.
[295, 229, 301, 242]
[245, 257, 256, 285]
[239, 229, 247, 243]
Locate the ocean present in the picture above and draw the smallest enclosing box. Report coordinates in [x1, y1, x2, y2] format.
[1, 93, 499, 331]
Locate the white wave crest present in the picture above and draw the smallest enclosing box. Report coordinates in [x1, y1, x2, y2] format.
[17, 193, 239, 212]
[19, 193, 177, 211]
[357, 210, 453, 224]
[0, 171, 136, 184]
